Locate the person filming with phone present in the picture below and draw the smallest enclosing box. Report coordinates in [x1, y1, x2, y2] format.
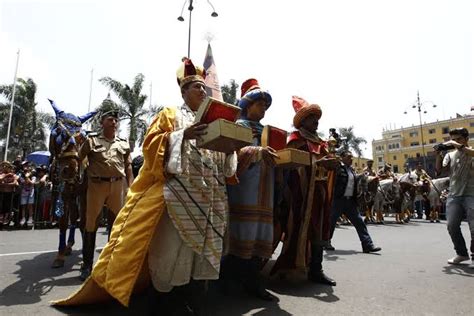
[435, 127, 474, 268]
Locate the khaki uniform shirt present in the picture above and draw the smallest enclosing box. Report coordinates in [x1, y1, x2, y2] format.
[80, 133, 131, 178]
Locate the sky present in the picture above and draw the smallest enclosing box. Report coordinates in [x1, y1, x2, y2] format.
[1, 0, 473, 158]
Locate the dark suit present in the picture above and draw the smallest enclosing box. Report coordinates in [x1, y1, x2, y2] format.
[330, 163, 374, 249]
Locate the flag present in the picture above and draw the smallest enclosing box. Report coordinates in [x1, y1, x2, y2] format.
[203, 43, 223, 101]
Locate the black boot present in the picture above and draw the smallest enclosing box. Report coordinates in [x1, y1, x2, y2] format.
[219, 255, 237, 295]
[243, 257, 278, 301]
[80, 231, 96, 281]
[146, 286, 173, 316]
[308, 244, 336, 286]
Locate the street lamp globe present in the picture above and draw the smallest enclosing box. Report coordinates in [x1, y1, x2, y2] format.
[177, 0, 219, 58]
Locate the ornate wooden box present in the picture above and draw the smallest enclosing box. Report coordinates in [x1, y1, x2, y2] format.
[261, 125, 310, 168]
[195, 97, 253, 152]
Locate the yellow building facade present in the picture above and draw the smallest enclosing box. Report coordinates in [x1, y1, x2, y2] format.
[372, 113, 474, 174]
[352, 157, 373, 173]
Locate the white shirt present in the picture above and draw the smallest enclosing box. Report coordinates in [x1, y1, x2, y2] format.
[344, 165, 355, 197]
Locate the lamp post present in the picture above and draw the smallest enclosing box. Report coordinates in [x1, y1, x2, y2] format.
[177, 0, 218, 58]
[403, 90, 437, 170]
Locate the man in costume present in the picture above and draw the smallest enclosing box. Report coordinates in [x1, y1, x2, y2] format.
[54, 58, 237, 309]
[79, 109, 133, 280]
[271, 96, 338, 286]
[221, 78, 278, 301]
[329, 150, 381, 253]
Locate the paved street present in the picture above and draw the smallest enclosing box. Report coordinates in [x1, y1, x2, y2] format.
[1, 218, 473, 315]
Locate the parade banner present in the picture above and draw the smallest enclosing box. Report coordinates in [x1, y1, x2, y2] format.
[203, 43, 223, 101]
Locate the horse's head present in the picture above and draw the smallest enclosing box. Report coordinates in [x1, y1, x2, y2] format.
[49, 99, 96, 153]
[48, 99, 96, 182]
[408, 171, 418, 183]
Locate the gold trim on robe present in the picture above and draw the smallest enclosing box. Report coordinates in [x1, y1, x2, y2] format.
[52, 108, 175, 307]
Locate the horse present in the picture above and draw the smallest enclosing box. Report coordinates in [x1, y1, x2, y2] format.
[373, 177, 404, 224]
[357, 174, 379, 224]
[48, 99, 96, 268]
[426, 177, 450, 222]
[358, 171, 417, 225]
[396, 171, 418, 223]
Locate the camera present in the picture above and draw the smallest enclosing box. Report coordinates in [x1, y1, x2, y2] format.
[433, 143, 455, 152]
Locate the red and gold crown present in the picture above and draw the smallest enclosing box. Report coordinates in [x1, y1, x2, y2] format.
[176, 57, 206, 88]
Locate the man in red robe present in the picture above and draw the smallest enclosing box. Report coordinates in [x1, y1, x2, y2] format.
[272, 96, 338, 286]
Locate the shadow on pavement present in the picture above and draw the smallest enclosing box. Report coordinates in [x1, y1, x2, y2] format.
[268, 278, 339, 303]
[0, 251, 83, 307]
[324, 249, 359, 262]
[442, 264, 474, 278]
[263, 259, 339, 304]
[52, 281, 292, 316]
[52, 296, 148, 316]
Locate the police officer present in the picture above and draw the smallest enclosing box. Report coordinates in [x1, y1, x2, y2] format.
[79, 109, 134, 280]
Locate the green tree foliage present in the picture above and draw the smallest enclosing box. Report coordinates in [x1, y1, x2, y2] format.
[221, 79, 239, 105]
[0, 78, 53, 160]
[338, 126, 367, 157]
[99, 74, 151, 151]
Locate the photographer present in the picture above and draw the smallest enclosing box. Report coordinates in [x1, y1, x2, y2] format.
[435, 128, 474, 268]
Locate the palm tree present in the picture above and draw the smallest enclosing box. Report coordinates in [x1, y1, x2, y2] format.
[99, 74, 150, 151]
[338, 126, 367, 157]
[0, 78, 53, 160]
[221, 79, 239, 105]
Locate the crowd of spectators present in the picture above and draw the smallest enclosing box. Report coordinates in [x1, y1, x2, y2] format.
[0, 155, 53, 229]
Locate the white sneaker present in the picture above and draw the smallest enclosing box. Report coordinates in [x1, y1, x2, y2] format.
[447, 255, 470, 265]
[469, 261, 474, 269]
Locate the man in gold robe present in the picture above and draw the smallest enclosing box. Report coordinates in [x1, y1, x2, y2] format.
[53, 58, 237, 310]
